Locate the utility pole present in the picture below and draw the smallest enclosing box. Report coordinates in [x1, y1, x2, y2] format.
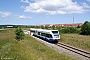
[73, 15, 74, 24]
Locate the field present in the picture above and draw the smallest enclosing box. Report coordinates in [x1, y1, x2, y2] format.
[60, 34, 90, 52]
[0, 29, 77, 60]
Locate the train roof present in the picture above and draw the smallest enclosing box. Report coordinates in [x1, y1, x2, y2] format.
[30, 28, 58, 33]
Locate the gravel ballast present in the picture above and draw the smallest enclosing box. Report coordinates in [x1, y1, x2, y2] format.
[31, 36, 90, 60]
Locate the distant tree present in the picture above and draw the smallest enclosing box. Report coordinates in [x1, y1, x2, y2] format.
[61, 27, 79, 34]
[80, 21, 90, 35]
[45, 26, 49, 29]
[35, 26, 39, 28]
[52, 25, 55, 30]
[77, 25, 81, 28]
[15, 27, 25, 41]
[41, 26, 44, 29]
[56, 26, 61, 30]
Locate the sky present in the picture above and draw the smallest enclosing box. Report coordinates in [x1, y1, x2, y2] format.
[0, 0, 90, 25]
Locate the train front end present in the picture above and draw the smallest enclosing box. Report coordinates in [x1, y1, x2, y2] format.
[51, 30, 60, 43]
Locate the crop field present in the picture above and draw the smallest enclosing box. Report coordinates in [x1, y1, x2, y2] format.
[60, 34, 90, 52]
[0, 29, 77, 60]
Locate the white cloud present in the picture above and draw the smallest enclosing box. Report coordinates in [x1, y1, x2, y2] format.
[46, 16, 49, 18]
[0, 11, 33, 20]
[20, 5, 26, 9]
[19, 15, 33, 19]
[23, 0, 89, 15]
[0, 11, 12, 17]
[19, 15, 26, 19]
[82, 2, 90, 8]
[87, 0, 90, 2]
[28, 16, 33, 18]
[20, 0, 29, 3]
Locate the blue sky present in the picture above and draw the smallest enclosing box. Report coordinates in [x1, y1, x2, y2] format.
[0, 0, 90, 25]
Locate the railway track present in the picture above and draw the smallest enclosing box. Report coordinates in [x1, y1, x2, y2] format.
[32, 36, 90, 60]
[56, 42, 90, 59]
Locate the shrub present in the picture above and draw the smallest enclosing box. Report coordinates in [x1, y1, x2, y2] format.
[15, 27, 25, 41]
[60, 27, 80, 34]
[80, 21, 90, 35]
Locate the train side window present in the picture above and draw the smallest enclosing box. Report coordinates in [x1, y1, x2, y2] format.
[49, 34, 52, 38]
[41, 33, 45, 36]
[38, 32, 41, 35]
[44, 33, 46, 37]
[52, 31, 58, 34]
[30, 30, 35, 33]
[46, 34, 52, 38]
[43, 33, 45, 37]
[46, 34, 48, 38]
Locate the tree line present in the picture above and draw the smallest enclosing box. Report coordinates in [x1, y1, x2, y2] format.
[14, 21, 90, 41]
[39, 21, 90, 35]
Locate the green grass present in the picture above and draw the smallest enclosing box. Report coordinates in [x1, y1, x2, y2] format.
[60, 34, 90, 52]
[0, 28, 77, 60]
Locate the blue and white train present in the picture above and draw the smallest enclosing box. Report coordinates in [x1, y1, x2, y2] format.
[30, 28, 60, 43]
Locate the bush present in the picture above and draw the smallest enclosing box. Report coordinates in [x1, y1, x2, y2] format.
[15, 27, 25, 41]
[80, 21, 90, 35]
[60, 27, 80, 34]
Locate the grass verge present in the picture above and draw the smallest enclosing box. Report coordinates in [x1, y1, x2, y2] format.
[60, 34, 90, 52]
[0, 29, 77, 60]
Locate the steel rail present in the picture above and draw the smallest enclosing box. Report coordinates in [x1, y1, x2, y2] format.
[56, 42, 90, 59]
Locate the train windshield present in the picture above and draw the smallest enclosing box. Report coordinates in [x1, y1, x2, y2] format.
[54, 35, 59, 38]
[52, 31, 58, 34]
